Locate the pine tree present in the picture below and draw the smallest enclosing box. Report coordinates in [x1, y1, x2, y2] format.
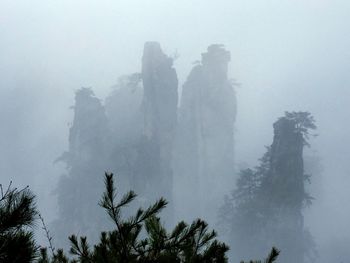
[0, 182, 38, 263]
[0, 175, 278, 263]
[220, 111, 317, 263]
[40, 173, 230, 263]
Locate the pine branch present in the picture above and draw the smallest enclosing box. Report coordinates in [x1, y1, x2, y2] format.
[39, 213, 55, 256]
[264, 247, 280, 263]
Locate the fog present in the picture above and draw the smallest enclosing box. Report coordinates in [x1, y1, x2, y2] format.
[1, 0, 349, 262]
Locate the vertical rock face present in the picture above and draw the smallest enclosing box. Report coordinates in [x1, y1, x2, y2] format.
[54, 42, 236, 247]
[269, 118, 305, 209]
[141, 42, 178, 140]
[68, 88, 109, 167]
[104, 74, 143, 191]
[54, 43, 179, 245]
[54, 88, 110, 248]
[263, 117, 306, 263]
[174, 44, 236, 223]
[223, 113, 315, 263]
[135, 42, 178, 212]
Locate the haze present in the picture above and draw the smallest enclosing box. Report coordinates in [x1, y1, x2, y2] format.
[1, 1, 349, 262]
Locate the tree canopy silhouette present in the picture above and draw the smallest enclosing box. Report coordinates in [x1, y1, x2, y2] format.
[0, 173, 279, 263]
[0, 182, 38, 263]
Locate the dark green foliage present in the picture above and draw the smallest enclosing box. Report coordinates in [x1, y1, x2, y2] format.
[264, 247, 280, 263]
[0, 175, 279, 263]
[38, 248, 70, 263]
[283, 111, 317, 146]
[0, 182, 38, 263]
[41, 173, 230, 263]
[220, 111, 316, 263]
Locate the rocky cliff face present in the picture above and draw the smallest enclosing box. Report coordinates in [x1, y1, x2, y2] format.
[54, 43, 179, 245]
[54, 42, 237, 245]
[104, 73, 143, 191]
[134, 42, 178, 215]
[54, 88, 110, 248]
[174, 44, 236, 223]
[262, 117, 306, 263]
[269, 117, 305, 209]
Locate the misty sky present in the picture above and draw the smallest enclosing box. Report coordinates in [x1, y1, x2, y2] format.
[1, 0, 350, 260]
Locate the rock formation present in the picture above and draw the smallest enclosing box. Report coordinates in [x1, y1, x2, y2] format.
[134, 42, 178, 217]
[53, 88, 110, 247]
[260, 115, 310, 263]
[174, 44, 237, 223]
[104, 73, 143, 191]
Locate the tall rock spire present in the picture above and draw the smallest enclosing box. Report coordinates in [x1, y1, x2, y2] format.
[174, 44, 237, 224]
[219, 112, 316, 263]
[53, 88, 110, 248]
[260, 114, 311, 263]
[134, 42, 178, 217]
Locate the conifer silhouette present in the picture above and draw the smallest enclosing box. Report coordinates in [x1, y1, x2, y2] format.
[0, 182, 38, 262]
